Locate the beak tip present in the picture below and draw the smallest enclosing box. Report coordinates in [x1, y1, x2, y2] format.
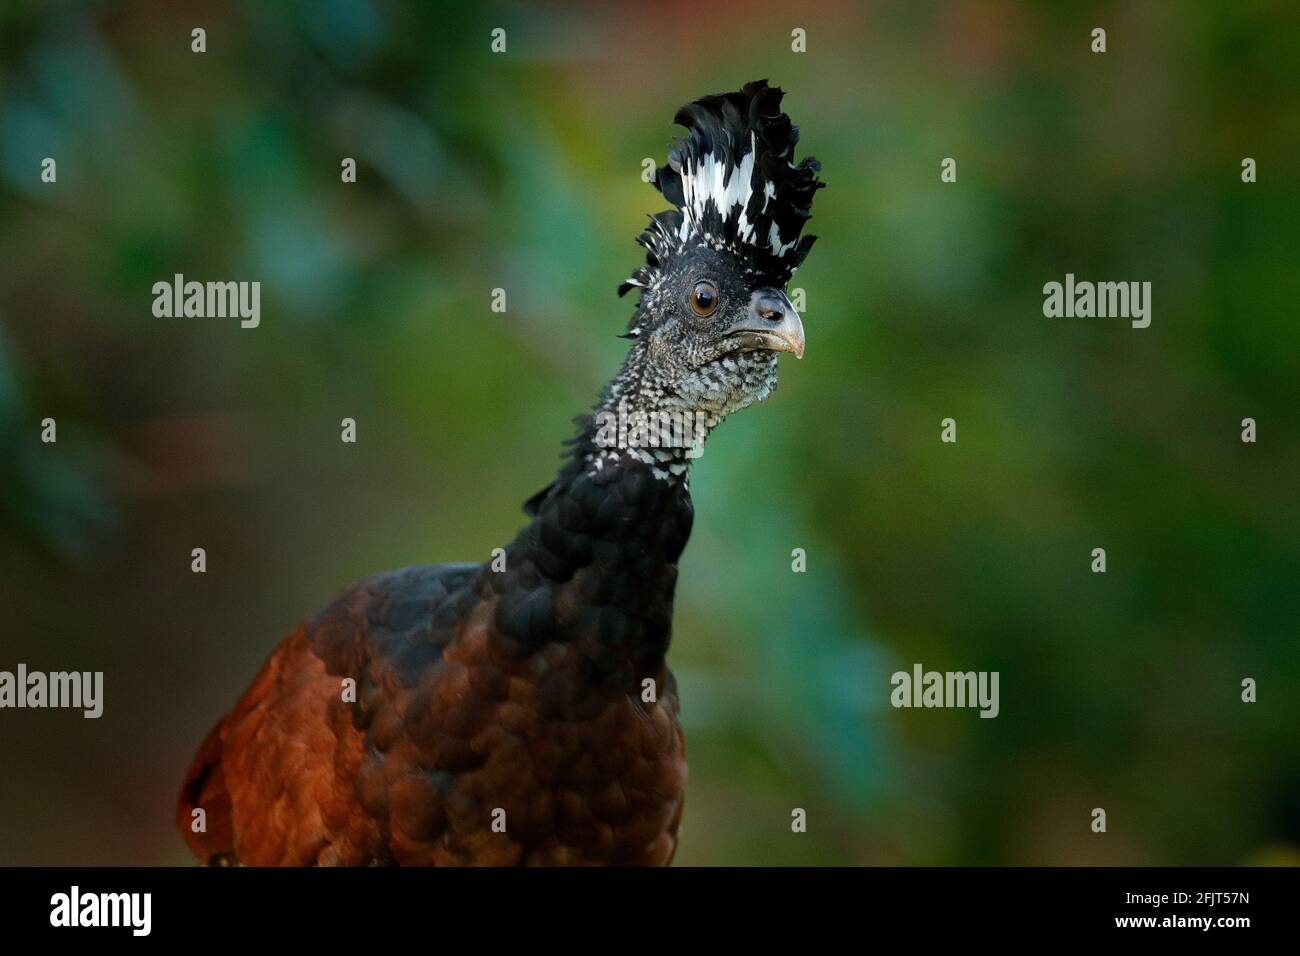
[789, 326, 806, 360]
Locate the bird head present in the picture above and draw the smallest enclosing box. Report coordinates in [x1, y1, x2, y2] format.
[617, 80, 824, 420]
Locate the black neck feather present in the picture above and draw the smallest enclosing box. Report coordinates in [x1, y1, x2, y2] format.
[479, 381, 695, 691]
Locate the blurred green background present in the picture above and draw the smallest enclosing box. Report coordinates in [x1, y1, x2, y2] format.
[1, 0, 1298, 866]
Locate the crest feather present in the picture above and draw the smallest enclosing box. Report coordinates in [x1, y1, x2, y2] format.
[619, 80, 824, 304]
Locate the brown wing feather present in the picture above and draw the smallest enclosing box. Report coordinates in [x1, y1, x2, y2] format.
[177, 563, 685, 865]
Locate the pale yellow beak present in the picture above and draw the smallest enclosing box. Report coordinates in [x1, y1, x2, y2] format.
[725, 289, 806, 359]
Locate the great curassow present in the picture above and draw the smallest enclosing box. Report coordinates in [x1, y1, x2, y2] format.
[177, 80, 824, 865]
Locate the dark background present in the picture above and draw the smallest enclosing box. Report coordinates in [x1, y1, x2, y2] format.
[1, 0, 1297, 865]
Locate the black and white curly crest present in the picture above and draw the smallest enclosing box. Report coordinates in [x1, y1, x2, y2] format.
[619, 80, 824, 302]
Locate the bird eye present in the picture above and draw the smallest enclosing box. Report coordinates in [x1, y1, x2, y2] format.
[689, 281, 719, 317]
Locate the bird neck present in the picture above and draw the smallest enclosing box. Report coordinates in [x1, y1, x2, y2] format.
[483, 356, 699, 688]
[583, 342, 723, 482]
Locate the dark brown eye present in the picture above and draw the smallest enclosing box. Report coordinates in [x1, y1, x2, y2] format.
[689, 280, 719, 317]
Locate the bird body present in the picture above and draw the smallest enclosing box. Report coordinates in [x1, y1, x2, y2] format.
[180, 460, 690, 865]
[178, 80, 822, 865]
